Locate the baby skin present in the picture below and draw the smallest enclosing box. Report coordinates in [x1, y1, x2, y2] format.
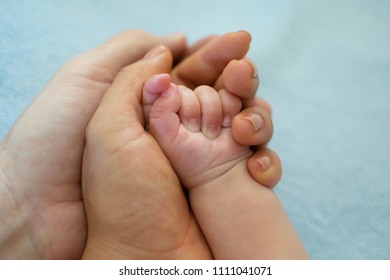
[142, 74, 307, 259]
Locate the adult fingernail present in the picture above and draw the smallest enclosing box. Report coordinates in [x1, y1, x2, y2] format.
[236, 30, 249, 35]
[244, 113, 263, 132]
[257, 156, 271, 172]
[143, 45, 166, 60]
[244, 58, 258, 79]
[167, 32, 186, 41]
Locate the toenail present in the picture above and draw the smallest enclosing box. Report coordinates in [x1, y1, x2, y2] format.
[244, 113, 263, 132]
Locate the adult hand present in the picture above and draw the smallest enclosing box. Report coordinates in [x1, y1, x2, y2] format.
[171, 31, 281, 188]
[81, 32, 281, 259]
[0, 31, 186, 259]
[0, 30, 280, 260]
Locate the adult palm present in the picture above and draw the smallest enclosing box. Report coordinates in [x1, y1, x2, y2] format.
[0, 31, 186, 259]
[0, 30, 278, 259]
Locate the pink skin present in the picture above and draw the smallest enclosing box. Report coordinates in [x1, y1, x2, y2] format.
[142, 73, 307, 260]
[142, 73, 252, 188]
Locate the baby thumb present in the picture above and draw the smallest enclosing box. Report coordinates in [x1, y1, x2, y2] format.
[148, 83, 181, 144]
[87, 45, 173, 142]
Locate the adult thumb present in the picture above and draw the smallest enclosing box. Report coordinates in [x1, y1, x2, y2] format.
[86, 45, 173, 142]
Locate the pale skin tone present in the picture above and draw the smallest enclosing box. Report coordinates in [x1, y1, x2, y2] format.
[142, 74, 307, 259]
[0, 30, 281, 259]
[81, 32, 281, 259]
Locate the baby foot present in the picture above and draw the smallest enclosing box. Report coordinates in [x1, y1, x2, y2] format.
[142, 74, 252, 189]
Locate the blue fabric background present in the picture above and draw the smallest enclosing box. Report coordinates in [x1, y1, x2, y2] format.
[1, 0, 389, 259]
